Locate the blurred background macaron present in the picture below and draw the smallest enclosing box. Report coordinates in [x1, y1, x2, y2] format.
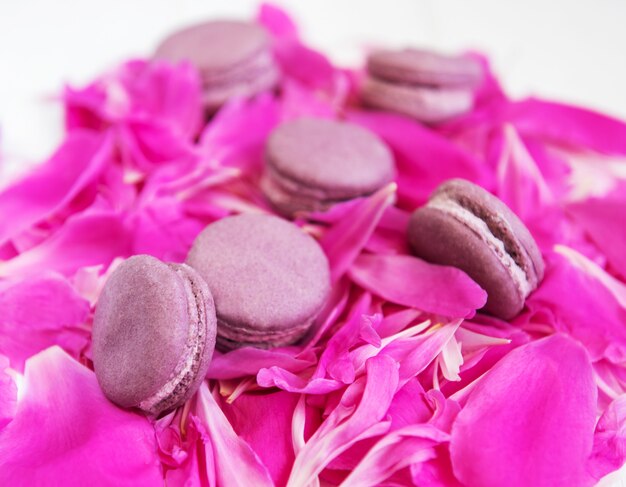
[362, 48, 483, 123]
[408, 179, 544, 320]
[186, 213, 330, 350]
[92, 255, 217, 416]
[155, 20, 279, 111]
[261, 117, 396, 216]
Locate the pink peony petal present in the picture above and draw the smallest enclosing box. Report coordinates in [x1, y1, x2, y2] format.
[507, 98, 626, 155]
[65, 59, 202, 139]
[450, 334, 597, 487]
[0, 209, 132, 278]
[258, 4, 336, 90]
[320, 183, 396, 283]
[567, 195, 626, 280]
[349, 253, 487, 318]
[194, 383, 273, 487]
[525, 253, 626, 363]
[587, 395, 626, 481]
[347, 110, 495, 209]
[0, 347, 162, 485]
[221, 391, 300, 486]
[342, 424, 448, 487]
[494, 125, 555, 221]
[0, 355, 16, 430]
[286, 355, 399, 486]
[207, 346, 316, 380]
[0, 273, 90, 370]
[0, 131, 111, 247]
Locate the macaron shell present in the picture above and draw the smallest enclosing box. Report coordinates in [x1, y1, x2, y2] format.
[361, 76, 474, 124]
[408, 207, 524, 319]
[154, 20, 270, 75]
[265, 117, 396, 200]
[92, 256, 190, 409]
[186, 214, 330, 344]
[367, 48, 483, 88]
[433, 179, 544, 286]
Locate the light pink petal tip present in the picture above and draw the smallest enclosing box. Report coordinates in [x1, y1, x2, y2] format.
[450, 334, 597, 487]
[0, 347, 162, 486]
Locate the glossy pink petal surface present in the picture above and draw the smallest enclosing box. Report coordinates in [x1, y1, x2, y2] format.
[0, 347, 161, 486]
[450, 334, 597, 487]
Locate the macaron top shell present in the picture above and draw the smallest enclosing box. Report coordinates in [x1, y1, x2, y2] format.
[431, 179, 544, 285]
[265, 117, 395, 200]
[186, 213, 330, 334]
[367, 48, 483, 88]
[92, 255, 216, 413]
[154, 20, 270, 75]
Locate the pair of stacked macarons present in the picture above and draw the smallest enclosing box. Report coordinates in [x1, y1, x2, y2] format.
[154, 20, 279, 112]
[362, 48, 483, 123]
[92, 213, 330, 416]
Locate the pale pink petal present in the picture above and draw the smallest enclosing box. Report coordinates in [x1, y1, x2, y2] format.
[286, 355, 399, 486]
[321, 183, 396, 282]
[0, 355, 16, 430]
[342, 424, 448, 487]
[220, 391, 300, 486]
[567, 195, 626, 280]
[347, 109, 495, 208]
[0, 131, 111, 246]
[0, 209, 131, 278]
[587, 395, 626, 482]
[207, 347, 316, 380]
[0, 273, 90, 370]
[194, 383, 273, 487]
[450, 334, 597, 487]
[349, 253, 487, 318]
[508, 98, 626, 154]
[0, 347, 162, 486]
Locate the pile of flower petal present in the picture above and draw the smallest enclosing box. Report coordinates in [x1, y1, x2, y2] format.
[1, 4, 626, 486]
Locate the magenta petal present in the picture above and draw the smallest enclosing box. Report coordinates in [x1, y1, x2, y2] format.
[221, 391, 300, 486]
[287, 355, 399, 486]
[347, 109, 494, 208]
[0, 355, 16, 430]
[567, 195, 626, 280]
[450, 334, 597, 487]
[0, 347, 161, 485]
[194, 383, 273, 487]
[587, 395, 626, 481]
[0, 210, 131, 278]
[508, 98, 626, 155]
[321, 183, 396, 282]
[0, 131, 111, 246]
[0, 273, 90, 370]
[349, 253, 487, 318]
[207, 346, 316, 380]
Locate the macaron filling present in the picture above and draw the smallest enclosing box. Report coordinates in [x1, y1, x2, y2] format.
[138, 264, 208, 415]
[427, 194, 532, 298]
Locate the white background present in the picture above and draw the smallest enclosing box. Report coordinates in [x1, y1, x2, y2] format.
[0, 1, 626, 484]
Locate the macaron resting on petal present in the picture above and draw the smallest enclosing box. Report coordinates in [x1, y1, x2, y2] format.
[262, 117, 395, 214]
[186, 214, 331, 349]
[92, 255, 217, 415]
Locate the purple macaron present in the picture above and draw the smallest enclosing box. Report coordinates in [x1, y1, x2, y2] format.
[362, 48, 483, 123]
[261, 117, 396, 216]
[155, 20, 279, 111]
[408, 179, 544, 320]
[92, 255, 217, 416]
[186, 213, 331, 350]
